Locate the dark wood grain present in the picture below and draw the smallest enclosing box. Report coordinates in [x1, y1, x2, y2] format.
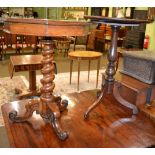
[83, 15, 151, 119]
[2, 89, 155, 148]
[84, 15, 151, 24]
[3, 18, 90, 37]
[115, 72, 155, 106]
[8, 55, 43, 98]
[2, 17, 91, 140]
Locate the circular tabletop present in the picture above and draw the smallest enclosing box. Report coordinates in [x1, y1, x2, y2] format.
[84, 15, 151, 26]
[68, 51, 102, 60]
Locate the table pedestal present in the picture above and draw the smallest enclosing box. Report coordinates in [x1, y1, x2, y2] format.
[15, 70, 41, 99]
[9, 40, 69, 140]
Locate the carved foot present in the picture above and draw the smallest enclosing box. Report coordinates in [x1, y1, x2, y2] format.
[42, 109, 68, 140]
[9, 99, 39, 122]
[54, 96, 68, 112]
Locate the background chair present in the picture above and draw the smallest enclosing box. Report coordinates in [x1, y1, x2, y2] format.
[2, 33, 22, 57]
[20, 35, 41, 54]
[54, 37, 71, 57]
[73, 35, 89, 51]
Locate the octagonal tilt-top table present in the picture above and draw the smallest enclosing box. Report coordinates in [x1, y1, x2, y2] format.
[83, 16, 151, 119]
[2, 18, 90, 140]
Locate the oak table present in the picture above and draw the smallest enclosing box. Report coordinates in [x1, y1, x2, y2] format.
[68, 51, 102, 91]
[8, 55, 42, 99]
[2, 87, 155, 148]
[2, 18, 90, 140]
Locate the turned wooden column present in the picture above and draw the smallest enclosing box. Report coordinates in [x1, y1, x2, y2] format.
[105, 25, 120, 93]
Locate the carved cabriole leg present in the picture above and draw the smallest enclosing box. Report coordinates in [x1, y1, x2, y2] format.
[9, 99, 39, 122]
[45, 109, 68, 140]
[39, 40, 68, 140]
[84, 82, 108, 119]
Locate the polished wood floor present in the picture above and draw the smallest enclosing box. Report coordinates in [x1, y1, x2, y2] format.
[2, 89, 155, 148]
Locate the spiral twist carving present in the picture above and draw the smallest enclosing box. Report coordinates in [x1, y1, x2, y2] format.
[9, 39, 69, 140]
[40, 41, 56, 114]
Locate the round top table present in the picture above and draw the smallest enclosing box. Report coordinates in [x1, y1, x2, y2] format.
[68, 51, 102, 91]
[68, 51, 102, 60]
[83, 15, 152, 120]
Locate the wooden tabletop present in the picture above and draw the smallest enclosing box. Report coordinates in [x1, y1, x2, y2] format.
[68, 51, 102, 60]
[10, 55, 42, 66]
[2, 18, 90, 37]
[84, 15, 151, 25]
[2, 87, 155, 148]
[8, 55, 42, 78]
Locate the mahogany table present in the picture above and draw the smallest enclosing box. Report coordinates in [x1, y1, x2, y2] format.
[83, 16, 152, 119]
[2, 88, 155, 148]
[2, 18, 90, 140]
[8, 55, 57, 99]
[8, 55, 42, 99]
[68, 51, 102, 91]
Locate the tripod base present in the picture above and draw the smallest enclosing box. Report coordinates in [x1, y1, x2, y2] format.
[84, 80, 138, 119]
[9, 96, 69, 141]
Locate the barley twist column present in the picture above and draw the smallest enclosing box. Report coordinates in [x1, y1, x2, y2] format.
[40, 40, 55, 115]
[39, 39, 68, 140]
